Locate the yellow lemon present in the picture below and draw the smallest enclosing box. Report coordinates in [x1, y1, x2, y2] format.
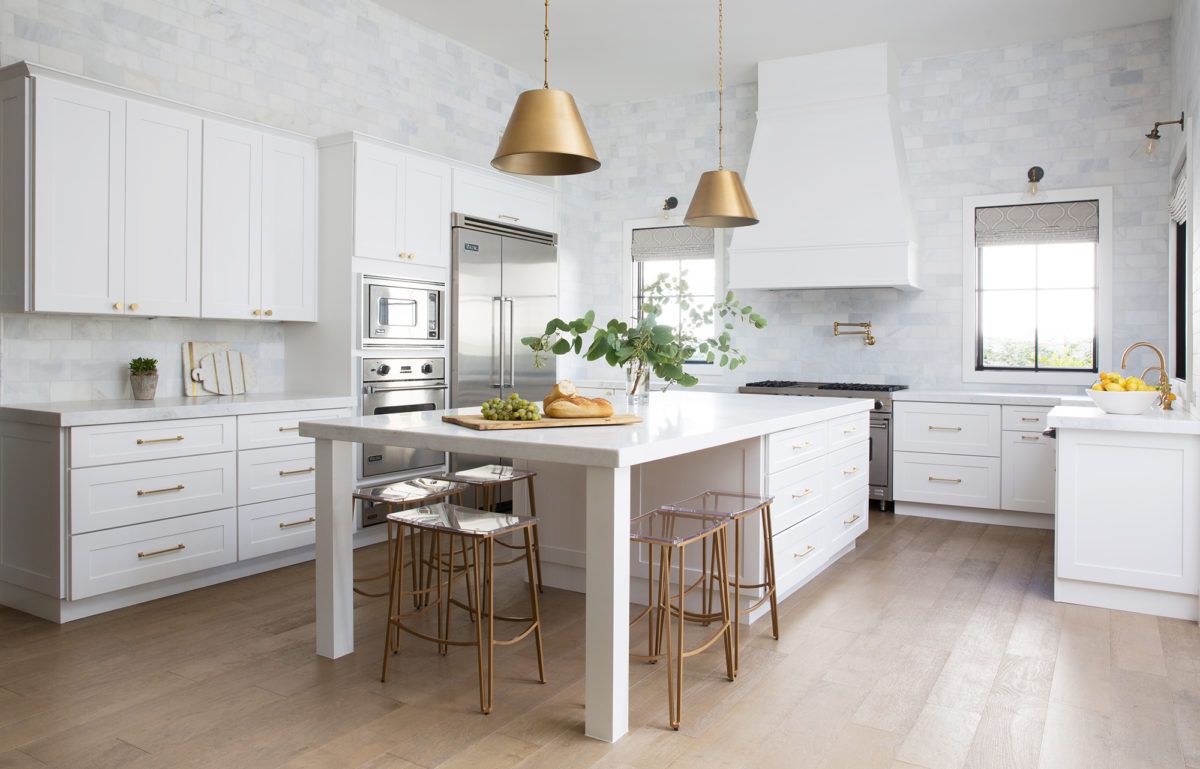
[1091, 382, 1104, 391]
[1104, 383, 1124, 392]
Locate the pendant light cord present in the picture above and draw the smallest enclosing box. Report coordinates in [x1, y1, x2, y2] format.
[717, 0, 724, 169]
[543, 0, 550, 89]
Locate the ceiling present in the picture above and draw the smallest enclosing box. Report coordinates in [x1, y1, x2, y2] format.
[377, 0, 1174, 104]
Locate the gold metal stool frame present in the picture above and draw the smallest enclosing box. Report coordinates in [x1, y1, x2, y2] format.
[630, 509, 735, 730]
[381, 503, 546, 714]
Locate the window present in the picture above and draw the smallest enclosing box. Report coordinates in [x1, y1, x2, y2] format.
[629, 225, 718, 361]
[962, 189, 1112, 385]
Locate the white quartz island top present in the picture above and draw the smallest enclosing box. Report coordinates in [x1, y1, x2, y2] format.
[0, 392, 354, 427]
[300, 390, 870, 467]
[894, 389, 1091, 407]
[1048, 404, 1200, 435]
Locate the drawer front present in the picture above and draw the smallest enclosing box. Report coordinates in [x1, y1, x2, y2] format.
[893, 451, 1001, 509]
[768, 456, 827, 531]
[828, 412, 869, 452]
[767, 422, 827, 475]
[826, 487, 869, 554]
[70, 453, 237, 533]
[70, 508, 237, 599]
[894, 402, 1001, 457]
[237, 409, 349, 451]
[1002, 405, 1052, 433]
[773, 506, 830, 595]
[238, 444, 317, 504]
[239, 495, 317, 560]
[70, 417, 236, 468]
[826, 441, 870, 502]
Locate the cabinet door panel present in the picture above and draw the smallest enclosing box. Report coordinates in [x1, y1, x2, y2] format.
[1000, 432, 1055, 514]
[124, 101, 201, 318]
[201, 120, 262, 319]
[354, 143, 404, 263]
[403, 155, 451, 268]
[451, 168, 555, 233]
[261, 134, 316, 321]
[33, 78, 125, 314]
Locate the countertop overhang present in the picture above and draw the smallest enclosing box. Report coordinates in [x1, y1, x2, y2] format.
[1048, 405, 1200, 435]
[300, 391, 871, 468]
[0, 392, 355, 427]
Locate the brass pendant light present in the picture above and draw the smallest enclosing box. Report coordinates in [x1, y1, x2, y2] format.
[684, 0, 758, 228]
[491, 0, 600, 176]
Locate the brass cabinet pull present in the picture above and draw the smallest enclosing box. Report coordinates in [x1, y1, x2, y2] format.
[928, 476, 962, 484]
[279, 516, 316, 529]
[138, 543, 185, 558]
[843, 426, 859, 434]
[278, 466, 316, 477]
[277, 426, 300, 432]
[137, 435, 184, 445]
[928, 425, 962, 432]
[498, 214, 520, 222]
[792, 441, 813, 451]
[844, 513, 861, 525]
[793, 545, 817, 560]
[843, 466, 860, 475]
[791, 488, 813, 500]
[1021, 435, 1040, 442]
[1020, 416, 1040, 423]
[137, 484, 185, 496]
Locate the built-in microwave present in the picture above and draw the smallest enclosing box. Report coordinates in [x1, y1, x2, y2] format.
[362, 275, 444, 347]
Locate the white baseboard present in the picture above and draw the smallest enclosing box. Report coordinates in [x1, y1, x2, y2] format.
[2, 526, 389, 624]
[895, 501, 1053, 530]
[1055, 577, 1199, 622]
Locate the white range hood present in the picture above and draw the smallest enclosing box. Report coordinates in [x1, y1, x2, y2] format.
[729, 44, 921, 291]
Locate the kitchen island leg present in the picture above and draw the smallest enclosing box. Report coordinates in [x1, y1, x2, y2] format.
[584, 465, 631, 742]
[315, 437, 355, 658]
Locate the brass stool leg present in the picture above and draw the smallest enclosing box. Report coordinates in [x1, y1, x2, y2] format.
[662, 545, 677, 729]
[715, 527, 735, 681]
[484, 537, 495, 714]
[732, 517, 742, 677]
[653, 542, 671, 660]
[762, 504, 780, 640]
[672, 543, 685, 730]
[526, 476, 545, 593]
[523, 527, 546, 683]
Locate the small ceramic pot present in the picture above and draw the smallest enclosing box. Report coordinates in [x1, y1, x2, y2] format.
[130, 373, 159, 401]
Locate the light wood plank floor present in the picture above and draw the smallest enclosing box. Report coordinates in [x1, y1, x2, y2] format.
[1, 511, 1197, 769]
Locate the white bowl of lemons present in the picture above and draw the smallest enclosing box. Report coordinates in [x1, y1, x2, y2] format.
[1086, 371, 1161, 415]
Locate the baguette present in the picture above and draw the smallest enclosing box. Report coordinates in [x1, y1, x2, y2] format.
[543, 379, 578, 412]
[545, 394, 614, 419]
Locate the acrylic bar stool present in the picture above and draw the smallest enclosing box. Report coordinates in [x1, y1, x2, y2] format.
[630, 509, 735, 730]
[661, 490, 779, 675]
[381, 501, 546, 714]
[433, 464, 544, 592]
[351, 478, 467, 599]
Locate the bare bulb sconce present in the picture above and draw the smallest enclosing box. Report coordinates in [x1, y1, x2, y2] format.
[1026, 166, 1044, 197]
[662, 196, 678, 220]
[834, 321, 876, 346]
[1133, 113, 1185, 158]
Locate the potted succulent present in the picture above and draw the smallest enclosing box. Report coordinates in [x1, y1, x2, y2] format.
[523, 272, 766, 404]
[129, 357, 159, 401]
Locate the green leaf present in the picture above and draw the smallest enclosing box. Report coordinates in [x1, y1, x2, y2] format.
[650, 325, 673, 345]
[605, 350, 620, 367]
[726, 290, 734, 302]
[729, 359, 739, 370]
[551, 338, 571, 355]
[572, 336, 583, 354]
[720, 354, 729, 367]
[520, 336, 541, 347]
[677, 373, 699, 387]
[583, 309, 595, 327]
[706, 352, 715, 363]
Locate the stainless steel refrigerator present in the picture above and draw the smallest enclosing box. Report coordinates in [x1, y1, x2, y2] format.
[450, 213, 558, 472]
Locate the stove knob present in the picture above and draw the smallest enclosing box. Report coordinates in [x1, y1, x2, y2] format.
[420, 363, 434, 375]
[875, 400, 883, 410]
[376, 363, 391, 376]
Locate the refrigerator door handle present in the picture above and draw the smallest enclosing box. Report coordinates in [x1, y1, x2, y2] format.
[492, 296, 504, 389]
[504, 297, 516, 388]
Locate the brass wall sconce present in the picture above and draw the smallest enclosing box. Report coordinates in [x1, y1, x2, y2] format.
[1026, 166, 1044, 197]
[834, 321, 876, 346]
[1133, 113, 1185, 158]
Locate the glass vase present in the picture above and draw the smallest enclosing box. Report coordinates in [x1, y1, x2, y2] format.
[626, 366, 651, 407]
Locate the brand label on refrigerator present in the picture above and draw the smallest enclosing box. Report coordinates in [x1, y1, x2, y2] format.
[464, 243, 480, 251]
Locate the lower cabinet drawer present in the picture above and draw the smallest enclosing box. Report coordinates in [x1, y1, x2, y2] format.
[893, 451, 1001, 509]
[826, 441, 869, 502]
[237, 409, 349, 451]
[70, 508, 237, 599]
[827, 412, 869, 452]
[70, 452, 237, 533]
[239, 495, 317, 560]
[767, 455, 827, 531]
[826, 487, 869, 554]
[772, 506, 830, 595]
[238, 444, 317, 504]
[767, 422, 827, 474]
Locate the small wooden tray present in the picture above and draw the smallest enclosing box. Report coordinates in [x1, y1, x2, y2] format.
[442, 414, 642, 430]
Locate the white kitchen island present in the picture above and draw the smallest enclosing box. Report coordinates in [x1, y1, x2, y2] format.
[300, 391, 871, 742]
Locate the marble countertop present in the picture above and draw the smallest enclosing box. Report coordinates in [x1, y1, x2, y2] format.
[1047, 405, 1200, 435]
[894, 389, 1091, 407]
[300, 390, 870, 468]
[0, 392, 355, 427]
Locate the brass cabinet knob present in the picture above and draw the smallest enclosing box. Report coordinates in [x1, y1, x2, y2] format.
[113, 302, 123, 311]
[264, 309, 274, 317]
[129, 303, 139, 312]
[252, 309, 262, 316]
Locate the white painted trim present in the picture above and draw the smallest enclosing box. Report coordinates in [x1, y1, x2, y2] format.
[895, 500, 1054, 530]
[960, 187, 1114, 386]
[1055, 577, 1198, 622]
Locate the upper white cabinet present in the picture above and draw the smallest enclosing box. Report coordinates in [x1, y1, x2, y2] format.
[451, 167, 556, 234]
[0, 66, 317, 321]
[353, 142, 450, 270]
[32, 78, 126, 315]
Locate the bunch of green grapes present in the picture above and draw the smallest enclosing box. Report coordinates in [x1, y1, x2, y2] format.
[480, 393, 541, 421]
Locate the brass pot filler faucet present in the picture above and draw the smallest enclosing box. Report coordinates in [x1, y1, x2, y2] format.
[834, 321, 876, 346]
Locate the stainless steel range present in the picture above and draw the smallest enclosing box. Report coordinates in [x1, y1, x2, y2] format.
[738, 381, 908, 510]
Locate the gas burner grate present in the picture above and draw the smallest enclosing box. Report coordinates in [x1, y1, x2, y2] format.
[817, 383, 908, 392]
[743, 380, 807, 388]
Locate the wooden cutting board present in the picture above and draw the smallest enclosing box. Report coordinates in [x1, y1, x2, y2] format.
[442, 414, 642, 430]
[190, 351, 257, 395]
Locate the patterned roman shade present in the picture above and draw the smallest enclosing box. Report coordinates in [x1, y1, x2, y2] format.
[631, 226, 715, 262]
[975, 200, 1100, 246]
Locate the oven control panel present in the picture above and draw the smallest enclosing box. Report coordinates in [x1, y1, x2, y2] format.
[362, 357, 446, 384]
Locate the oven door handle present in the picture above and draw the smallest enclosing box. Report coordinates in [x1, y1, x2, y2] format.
[363, 383, 449, 395]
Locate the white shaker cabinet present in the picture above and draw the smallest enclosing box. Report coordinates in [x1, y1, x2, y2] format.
[451, 167, 556, 234]
[1000, 429, 1055, 514]
[261, 134, 317, 321]
[353, 142, 451, 270]
[124, 101, 202, 318]
[32, 77, 126, 315]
